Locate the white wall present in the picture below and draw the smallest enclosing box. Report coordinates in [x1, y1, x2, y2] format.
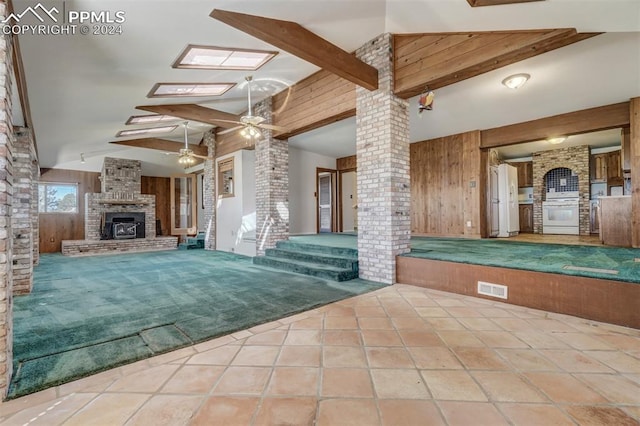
[216, 150, 256, 256]
[288, 146, 336, 235]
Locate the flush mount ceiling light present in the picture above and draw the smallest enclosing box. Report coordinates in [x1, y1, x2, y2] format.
[501, 73, 530, 89]
[547, 136, 568, 145]
[116, 125, 178, 137]
[173, 45, 278, 70]
[126, 114, 179, 125]
[148, 82, 235, 98]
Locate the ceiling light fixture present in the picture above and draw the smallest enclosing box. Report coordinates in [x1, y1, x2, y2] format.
[547, 136, 567, 145]
[116, 125, 178, 137]
[148, 82, 235, 98]
[126, 114, 179, 125]
[501, 73, 530, 90]
[80, 153, 85, 164]
[173, 45, 278, 70]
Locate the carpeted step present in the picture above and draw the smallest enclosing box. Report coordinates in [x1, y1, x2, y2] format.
[265, 248, 358, 271]
[275, 240, 358, 258]
[253, 256, 358, 281]
[178, 243, 202, 250]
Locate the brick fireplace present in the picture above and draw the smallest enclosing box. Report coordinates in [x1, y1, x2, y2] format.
[61, 157, 177, 256]
[85, 157, 156, 240]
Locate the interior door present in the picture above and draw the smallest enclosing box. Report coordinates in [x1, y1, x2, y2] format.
[318, 173, 332, 233]
[489, 166, 500, 237]
[170, 174, 197, 235]
[340, 170, 357, 232]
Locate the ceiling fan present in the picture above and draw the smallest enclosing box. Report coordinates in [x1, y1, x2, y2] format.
[166, 121, 213, 166]
[215, 76, 290, 140]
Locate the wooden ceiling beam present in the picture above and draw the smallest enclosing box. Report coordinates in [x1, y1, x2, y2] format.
[210, 9, 378, 91]
[135, 104, 241, 129]
[394, 29, 600, 99]
[109, 138, 209, 156]
[467, 0, 544, 6]
[480, 102, 631, 148]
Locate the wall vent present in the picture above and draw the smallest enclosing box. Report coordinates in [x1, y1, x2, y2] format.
[477, 281, 508, 300]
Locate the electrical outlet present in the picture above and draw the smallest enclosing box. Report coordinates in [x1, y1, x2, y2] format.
[466, 221, 472, 228]
[49, 237, 55, 242]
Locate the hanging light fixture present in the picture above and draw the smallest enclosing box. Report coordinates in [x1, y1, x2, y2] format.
[501, 73, 530, 90]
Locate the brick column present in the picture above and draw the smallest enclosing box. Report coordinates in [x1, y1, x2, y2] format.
[31, 161, 39, 265]
[355, 33, 411, 284]
[12, 130, 34, 294]
[0, 0, 15, 398]
[255, 97, 289, 256]
[202, 129, 216, 250]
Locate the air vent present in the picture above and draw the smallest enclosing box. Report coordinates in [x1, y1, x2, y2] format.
[477, 281, 508, 300]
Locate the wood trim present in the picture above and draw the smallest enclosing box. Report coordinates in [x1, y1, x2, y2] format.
[109, 138, 208, 156]
[336, 155, 357, 171]
[397, 257, 640, 329]
[315, 168, 337, 233]
[480, 102, 631, 148]
[393, 30, 599, 99]
[467, 0, 544, 6]
[169, 174, 198, 236]
[630, 97, 640, 248]
[136, 104, 241, 129]
[210, 9, 378, 91]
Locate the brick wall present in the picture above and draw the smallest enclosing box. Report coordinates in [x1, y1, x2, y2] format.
[254, 97, 289, 256]
[12, 131, 33, 294]
[355, 33, 411, 284]
[0, 0, 15, 397]
[202, 129, 216, 250]
[532, 145, 590, 235]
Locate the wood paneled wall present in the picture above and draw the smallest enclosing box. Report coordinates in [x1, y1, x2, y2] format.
[38, 170, 173, 253]
[337, 155, 356, 171]
[410, 131, 484, 237]
[39, 169, 101, 253]
[140, 176, 171, 237]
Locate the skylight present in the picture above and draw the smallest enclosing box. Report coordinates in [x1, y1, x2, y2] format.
[173, 45, 278, 70]
[116, 125, 178, 137]
[125, 114, 179, 125]
[148, 83, 235, 98]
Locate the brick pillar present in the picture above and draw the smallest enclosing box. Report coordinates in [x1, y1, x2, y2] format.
[202, 129, 216, 250]
[255, 97, 289, 256]
[355, 33, 411, 284]
[31, 160, 39, 265]
[12, 130, 33, 294]
[0, 0, 15, 398]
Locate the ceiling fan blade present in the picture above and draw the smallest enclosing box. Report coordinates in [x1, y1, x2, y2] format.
[136, 104, 242, 129]
[257, 123, 290, 133]
[216, 125, 245, 135]
[109, 137, 208, 156]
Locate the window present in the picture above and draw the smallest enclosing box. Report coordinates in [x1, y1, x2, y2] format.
[38, 182, 78, 213]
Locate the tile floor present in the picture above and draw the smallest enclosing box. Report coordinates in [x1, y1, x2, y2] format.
[1, 284, 639, 425]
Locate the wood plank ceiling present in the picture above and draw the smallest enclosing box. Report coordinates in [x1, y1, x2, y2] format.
[393, 29, 600, 98]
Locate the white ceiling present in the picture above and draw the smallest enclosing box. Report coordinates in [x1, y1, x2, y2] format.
[13, 0, 640, 175]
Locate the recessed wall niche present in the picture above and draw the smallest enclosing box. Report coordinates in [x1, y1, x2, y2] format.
[218, 157, 234, 198]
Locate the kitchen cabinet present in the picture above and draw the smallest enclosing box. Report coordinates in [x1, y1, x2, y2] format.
[515, 161, 533, 188]
[519, 204, 533, 233]
[589, 200, 600, 234]
[599, 195, 631, 247]
[606, 149, 622, 182]
[590, 153, 608, 182]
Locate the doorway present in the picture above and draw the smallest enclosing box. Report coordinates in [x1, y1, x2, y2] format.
[339, 170, 357, 232]
[316, 168, 337, 233]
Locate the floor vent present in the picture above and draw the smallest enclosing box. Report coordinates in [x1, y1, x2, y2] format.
[477, 281, 508, 300]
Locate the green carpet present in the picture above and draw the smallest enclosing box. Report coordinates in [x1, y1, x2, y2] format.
[405, 237, 640, 283]
[8, 250, 383, 399]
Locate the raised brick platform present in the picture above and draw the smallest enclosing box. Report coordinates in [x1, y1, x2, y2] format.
[61, 237, 178, 257]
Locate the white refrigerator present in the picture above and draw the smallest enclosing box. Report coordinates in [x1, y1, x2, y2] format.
[497, 164, 520, 237]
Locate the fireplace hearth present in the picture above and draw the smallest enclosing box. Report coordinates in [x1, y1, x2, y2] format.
[102, 212, 145, 240]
